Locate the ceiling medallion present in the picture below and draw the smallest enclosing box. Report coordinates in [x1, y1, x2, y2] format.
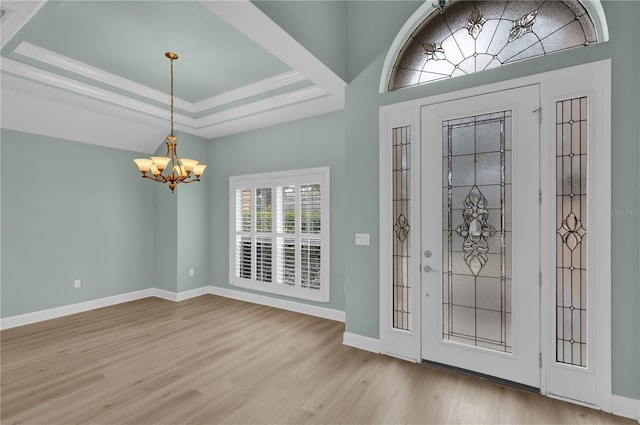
[133, 52, 207, 193]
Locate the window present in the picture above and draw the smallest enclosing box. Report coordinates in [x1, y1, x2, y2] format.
[389, 0, 598, 90]
[229, 167, 330, 302]
[555, 97, 588, 367]
[392, 126, 412, 331]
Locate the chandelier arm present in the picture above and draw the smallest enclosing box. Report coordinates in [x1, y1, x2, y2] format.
[142, 174, 168, 183]
[181, 177, 202, 184]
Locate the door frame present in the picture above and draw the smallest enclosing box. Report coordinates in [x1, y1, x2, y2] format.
[379, 59, 611, 410]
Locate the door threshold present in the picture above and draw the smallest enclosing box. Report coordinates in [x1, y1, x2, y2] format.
[421, 359, 540, 394]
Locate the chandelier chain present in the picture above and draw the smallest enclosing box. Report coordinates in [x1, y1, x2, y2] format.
[170, 55, 175, 137]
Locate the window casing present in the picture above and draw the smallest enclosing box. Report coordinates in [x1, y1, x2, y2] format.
[229, 167, 330, 302]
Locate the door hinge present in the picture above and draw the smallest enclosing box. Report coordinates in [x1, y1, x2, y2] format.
[538, 189, 542, 205]
[533, 107, 542, 124]
[539, 353, 543, 368]
[539, 271, 542, 287]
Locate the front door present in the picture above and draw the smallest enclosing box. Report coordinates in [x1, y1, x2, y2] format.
[420, 85, 541, 388]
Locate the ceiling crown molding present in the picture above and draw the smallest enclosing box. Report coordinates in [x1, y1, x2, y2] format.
[1, 0, 346, 153]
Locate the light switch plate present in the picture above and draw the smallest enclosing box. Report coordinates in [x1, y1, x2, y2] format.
[355, 233, 370, 246]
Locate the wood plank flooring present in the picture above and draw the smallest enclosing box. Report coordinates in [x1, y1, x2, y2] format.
[1, 295, 635, 424]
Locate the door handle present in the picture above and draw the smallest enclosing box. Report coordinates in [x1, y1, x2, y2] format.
[423, 265, 437, 273]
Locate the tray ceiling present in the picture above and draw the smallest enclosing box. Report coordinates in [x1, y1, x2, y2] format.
[0, 1, 346, 153]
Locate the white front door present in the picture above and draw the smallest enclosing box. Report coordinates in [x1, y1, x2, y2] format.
[420, 85, 541, 388]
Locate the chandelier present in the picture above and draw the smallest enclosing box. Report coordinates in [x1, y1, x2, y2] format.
[133, 52, 207, 193]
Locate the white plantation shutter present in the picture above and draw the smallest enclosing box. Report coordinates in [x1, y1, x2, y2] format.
[301, 238, 321, 290]
[234, 188, 252, 279]
[301, 184, 321, 234]
[229, 168, 330, 302]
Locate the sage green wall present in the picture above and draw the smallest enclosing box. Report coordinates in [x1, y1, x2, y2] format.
[343, 0, 639, 400]
[254, 0, 423, 83]
[176, 133, 210, 292]
[150, 132, 210, 293]
[152, 174, 178, 293]
[152, 141, 178, 293]
[0, 129, 155, 317]
[207, 111, 346, 312]
[345, 1, 423, 82]
[252, 1, 348, 81]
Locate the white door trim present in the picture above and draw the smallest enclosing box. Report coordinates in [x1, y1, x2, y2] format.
[539, 61, 612, 409]
[379, 59, 611, 411]
[379, 103, 422, 362]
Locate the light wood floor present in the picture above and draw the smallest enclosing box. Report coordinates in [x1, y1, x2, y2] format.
[1, 295, 635, 425]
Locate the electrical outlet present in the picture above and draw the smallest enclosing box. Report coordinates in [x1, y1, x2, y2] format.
[189, 268, 195, 277]
[74, 279, 81, 289]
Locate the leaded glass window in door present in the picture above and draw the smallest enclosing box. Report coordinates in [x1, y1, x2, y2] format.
[390, 0, 597, 90]
[556, 97, 588, 367]
[393, 126, 411, 330]
[442, 111, 512, 352]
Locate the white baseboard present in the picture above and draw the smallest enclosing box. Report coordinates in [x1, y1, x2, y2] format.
[207, 285, 345, 322]
[152, 286, 210, 302]
[150, 288, 179, 302]
[1, 285, 345, 330]
[342, 331, 380, 353]
[0, 289, 155, 330]
[612, 394, 640, 422]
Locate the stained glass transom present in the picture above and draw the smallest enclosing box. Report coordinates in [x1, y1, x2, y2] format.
[555, 97, 588, 367]
[442, 111, 512, 353]
[389, 0, 597, 90]
[393, 126, 411, 330]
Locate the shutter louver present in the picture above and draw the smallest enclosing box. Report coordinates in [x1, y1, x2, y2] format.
[301, 184, 321, 234]
[255, 188, 273, 283]
[235, 188, 252, 279]
[256, 236, 272, 283]
[236, 236, 251, 279]
[301, 238, 321, 290]
[230, 168, 329, 302]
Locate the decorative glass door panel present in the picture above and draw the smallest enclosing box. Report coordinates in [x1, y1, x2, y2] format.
[393, 126, 412, 330]
[442, 112, 512, 353]
[421, 85, 540, 388]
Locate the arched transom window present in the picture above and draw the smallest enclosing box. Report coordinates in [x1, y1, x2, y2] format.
[389, 0, 598, 91]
